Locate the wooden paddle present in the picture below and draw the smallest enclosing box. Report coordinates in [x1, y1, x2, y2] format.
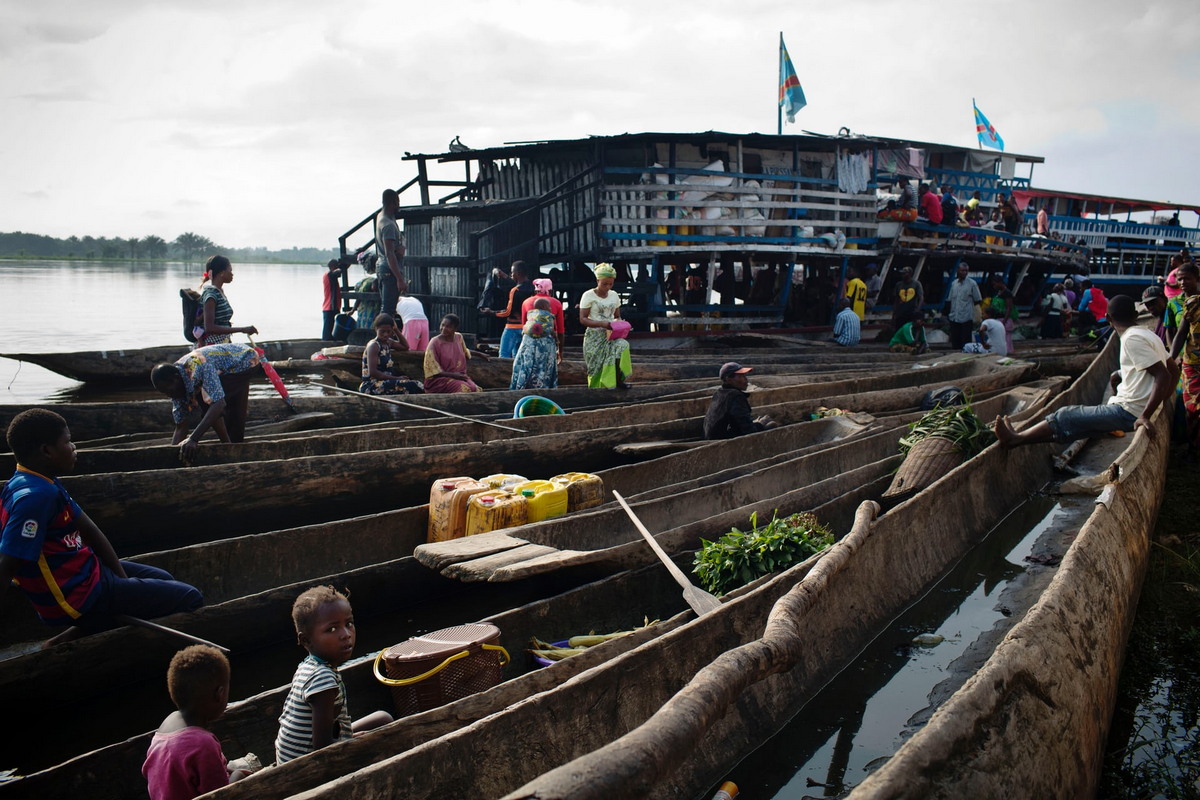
[612, 490, 721, 617]
[318, 383, 527, 433]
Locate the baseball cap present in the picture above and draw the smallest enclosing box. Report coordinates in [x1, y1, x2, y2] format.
[719, 362, 753, 380]
[1142, 284, 1165, 302]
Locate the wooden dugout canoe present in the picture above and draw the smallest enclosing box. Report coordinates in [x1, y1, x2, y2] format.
[0, 339, 331, 383]
[0, 415, 888, 783]
[0, 413, 876, 652]
[272, 342, 1115, 800]
[0, 363, 1052, 654]
[414, 380, 1062, 584]
[846, 408, 1169, 797]
[0, 356, 926, 447]
[0, 377, 752, 444]
[2, 361, 1033, 552]
[7, 355, 1030, 476]
[0, 367, 1054, 652]
[0, 434, 901, 800]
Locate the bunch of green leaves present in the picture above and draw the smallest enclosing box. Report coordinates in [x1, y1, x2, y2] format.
[692, 511, 833, 596]
[898, 398, 995, 457]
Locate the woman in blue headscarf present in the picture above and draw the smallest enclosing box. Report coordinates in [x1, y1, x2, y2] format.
[579, 263, 632, 389]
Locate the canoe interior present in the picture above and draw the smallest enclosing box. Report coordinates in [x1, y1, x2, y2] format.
[847, 405, 1169, 798]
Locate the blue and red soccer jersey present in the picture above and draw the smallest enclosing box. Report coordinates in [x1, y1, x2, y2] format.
[0, 467, 101, 624]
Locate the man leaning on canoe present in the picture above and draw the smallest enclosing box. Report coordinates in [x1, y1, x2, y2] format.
[150, 342, 264, 459]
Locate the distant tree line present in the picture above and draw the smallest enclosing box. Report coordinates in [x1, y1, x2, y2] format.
[0, 231, 338, 264]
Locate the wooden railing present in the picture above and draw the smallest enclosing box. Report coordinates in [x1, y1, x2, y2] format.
[600, 166, 879, 252]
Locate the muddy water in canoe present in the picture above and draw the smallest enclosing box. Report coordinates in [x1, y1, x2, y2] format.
[718, 492, 1069, 797]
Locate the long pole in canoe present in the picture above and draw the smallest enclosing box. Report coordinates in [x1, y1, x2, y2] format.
[115, 615, 231, 653]
[317, 383, 528, 433]
[613, 490, 721, 617]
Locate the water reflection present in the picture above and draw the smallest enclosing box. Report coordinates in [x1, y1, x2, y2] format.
[722, 495, 1062, 798]
[0, 259, 330, 403]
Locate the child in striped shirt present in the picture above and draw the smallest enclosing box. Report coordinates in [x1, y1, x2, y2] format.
[275, 586, 392, 763]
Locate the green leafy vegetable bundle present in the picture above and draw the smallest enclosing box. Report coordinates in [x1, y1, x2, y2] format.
[692, 511, 833, 596]
[898, 400, 995, 458]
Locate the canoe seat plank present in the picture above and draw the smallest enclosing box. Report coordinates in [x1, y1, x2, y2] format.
[442, 544, 561, 582]
[413, 533, 529, 570]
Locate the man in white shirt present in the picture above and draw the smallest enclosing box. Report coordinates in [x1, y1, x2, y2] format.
[945, 262, 982, 350]
[996, 295, 1174, 447]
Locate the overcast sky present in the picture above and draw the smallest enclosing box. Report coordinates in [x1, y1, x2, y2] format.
[2, 0, 1197, 251]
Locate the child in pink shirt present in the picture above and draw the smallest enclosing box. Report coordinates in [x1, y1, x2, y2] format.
[143, 645, 253, 800]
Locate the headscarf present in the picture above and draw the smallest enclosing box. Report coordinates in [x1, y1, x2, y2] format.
[1165, 268, 1183, 299]
[593, 263, 617, 279]
[533, 278, 553, 295]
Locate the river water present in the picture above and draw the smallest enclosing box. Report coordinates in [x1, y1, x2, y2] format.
[0, 259, 328, 404]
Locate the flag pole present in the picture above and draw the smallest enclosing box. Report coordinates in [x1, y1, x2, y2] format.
[972, 97, 981, 149]
[777, 32, 783, 135]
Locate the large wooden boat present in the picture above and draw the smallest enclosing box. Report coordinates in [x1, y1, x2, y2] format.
[237, 339, 1118, 799]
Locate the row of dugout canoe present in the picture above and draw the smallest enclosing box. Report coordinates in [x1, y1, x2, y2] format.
[0, 342, 1158, 799]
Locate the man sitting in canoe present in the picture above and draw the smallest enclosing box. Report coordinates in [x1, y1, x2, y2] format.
[1, 409, 202, 647]
[703, 362, 779, 440]
[996, 294, 1175, 447]
[150, 342, 263, 458]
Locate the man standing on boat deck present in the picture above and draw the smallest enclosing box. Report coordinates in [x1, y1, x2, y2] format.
[492, 261, 535, 359]
[996, 295, 1175, 447]
[704, 363, 779, 440]
[892, 266, 924, 327]
[844, 267, 867, 321]
[864, 264, 882, 312]
[376, 189, 406, 317]
[945, 262, 982, 350]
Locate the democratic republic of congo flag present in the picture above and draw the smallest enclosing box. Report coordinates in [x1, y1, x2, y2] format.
[973, 100, 1005, 151]
[779, 35, 807, 124]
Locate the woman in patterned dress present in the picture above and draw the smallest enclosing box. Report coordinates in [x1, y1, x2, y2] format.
[579, 263, 631, 389]
[359, 314, 423, 395]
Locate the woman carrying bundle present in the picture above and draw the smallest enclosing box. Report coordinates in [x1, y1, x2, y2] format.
[579, 263, 632, 389]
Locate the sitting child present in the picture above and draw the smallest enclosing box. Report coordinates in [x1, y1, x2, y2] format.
[275, 586, 393, 763]
[143, 645, 256, 800]
[1, 409, 203, 647]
